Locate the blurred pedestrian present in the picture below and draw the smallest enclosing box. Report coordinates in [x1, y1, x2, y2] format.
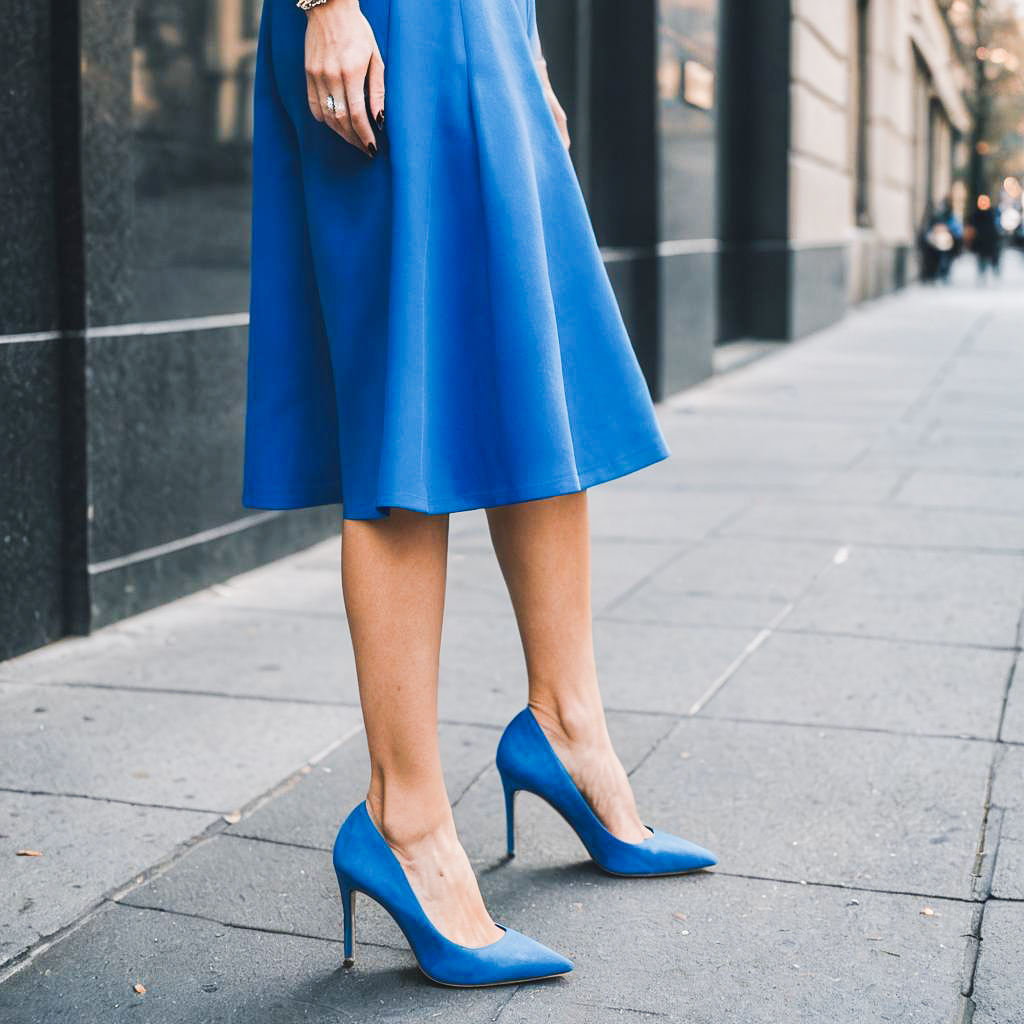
[969, 195, 1002, 283]
[920, 198, 961, 285]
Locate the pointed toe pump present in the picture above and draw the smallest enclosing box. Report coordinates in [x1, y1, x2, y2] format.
[496, 707, 718, 877]
[332, 801, 573, 987]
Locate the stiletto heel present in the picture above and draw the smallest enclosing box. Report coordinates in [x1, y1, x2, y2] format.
[503, 779, 517, 857]
[495, 707, 718, 877]
[339, 876, 355, 966]
[332, 801, 572, 986]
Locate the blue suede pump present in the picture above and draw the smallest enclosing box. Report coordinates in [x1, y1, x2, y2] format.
[332, 801, 573, 987]
[496, 708, 718, 876]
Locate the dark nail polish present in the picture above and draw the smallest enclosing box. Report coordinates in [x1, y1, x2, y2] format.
[376, 109, 385, 131]
[367, 141, 377, 158]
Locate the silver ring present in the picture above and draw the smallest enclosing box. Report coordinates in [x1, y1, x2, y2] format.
[325, 94, 344, 116]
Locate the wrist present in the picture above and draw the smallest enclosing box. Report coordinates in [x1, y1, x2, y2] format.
[299, 0, 359, 13]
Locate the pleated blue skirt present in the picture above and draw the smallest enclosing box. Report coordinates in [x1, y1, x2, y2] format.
[241, 0, 671, 520]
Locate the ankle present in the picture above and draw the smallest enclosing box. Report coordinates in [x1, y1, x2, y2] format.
[528, 692, 609, 750]
[365, 784, 454, 852]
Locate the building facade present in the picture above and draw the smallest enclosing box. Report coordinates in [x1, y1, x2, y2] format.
[718, 0, 972, 341]
[0, 0, 975, 661]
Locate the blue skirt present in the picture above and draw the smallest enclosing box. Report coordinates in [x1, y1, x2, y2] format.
[242, 0, 670, 520]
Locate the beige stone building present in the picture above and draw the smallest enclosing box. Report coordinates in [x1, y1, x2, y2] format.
[720, 0, 974, 342]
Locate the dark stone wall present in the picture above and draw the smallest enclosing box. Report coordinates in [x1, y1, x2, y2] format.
[717, 0, 793, 342]
[790, 245, 849, 340]
[0, 0, 337, 662]
[0, 3, 64, 658]
[544, 0, 720, 399]
[0, 3, 59, 334]
[0, 340, 64, 657]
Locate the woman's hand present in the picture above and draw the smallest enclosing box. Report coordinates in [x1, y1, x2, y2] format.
[304, 0, 385, 157]
[535, 57, 569, 150]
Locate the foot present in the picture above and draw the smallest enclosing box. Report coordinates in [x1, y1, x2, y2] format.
[529, 701, 652, 844]
[366, 798, 504, 948]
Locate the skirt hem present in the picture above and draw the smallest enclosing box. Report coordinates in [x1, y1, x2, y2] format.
[241, 442, 670, 519]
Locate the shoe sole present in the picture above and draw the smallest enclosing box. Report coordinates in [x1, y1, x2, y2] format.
[418, 968, 572, 988]
[514, 787, 717, 877]
[342, 887, 572, 987]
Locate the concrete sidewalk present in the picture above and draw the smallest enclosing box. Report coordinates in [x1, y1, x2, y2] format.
[1, 254, 1023, 1022]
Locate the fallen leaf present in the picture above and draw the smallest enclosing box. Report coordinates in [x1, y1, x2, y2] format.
[921, 906, 935, 917]
[16, 850, 43, 858]
[133, 983, 147, 995]
[222, 812, 241, 825]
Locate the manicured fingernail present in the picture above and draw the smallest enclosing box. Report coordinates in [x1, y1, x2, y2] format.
[367, 141, 377, 158]
[376, 109, 385, 131]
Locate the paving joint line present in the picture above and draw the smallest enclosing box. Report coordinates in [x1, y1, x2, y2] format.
[882, 465, 916, 503]
[771, 625, 1022, 654]
[606, 707, 1002, 746]
[490, 983, 524, 1022]
[0, 809, 233, 984]
[109, 899, 402, 955]
[710, 869, 981, 904]
[570, 1001, 673, 1018]
[451, 759, 499, 810]
[0, 785, 226, 816]
[687, 545, 849, 716]
[0, 679, 504, 732]
[624, 711, 683, 781]
[594, 613, 1023, 655]
[994, 609, 1024, 744]
[0, 724, 363, 983]
[221, 830, 330, 854]
[590, 545, 694, 620]
[598, 499, 761, 619]
[951, 607, 1022, 1023]
[720, 530, 1024, 558]
[0, 676, 367, 710]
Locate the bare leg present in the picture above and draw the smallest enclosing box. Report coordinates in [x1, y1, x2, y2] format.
[341, 509, 502, 946]
[485, 491, 649, 842]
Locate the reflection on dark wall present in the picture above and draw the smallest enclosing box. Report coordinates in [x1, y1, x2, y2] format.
[131, 0, 262, 322]
[658, 0, 717, 242]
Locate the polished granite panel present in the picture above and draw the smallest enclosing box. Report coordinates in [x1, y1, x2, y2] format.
[604, 254, 660, 397]
[716, 0, 791, 343]
[0, 2, 58, 335]
[790, 244, 848, 339]
[85, 324, 252, 562]
[658, 0, 718, 243]
[587, 0, 658, 248]
[856, 241, 911, 300]
[83, 323, 340, 627]
[535, 0, 590, 197]
[128, 1, 261, 324]
[719, 242, 789, 341]
[660, 248, 715, 393]
[0, 339, 64, 661]
[88, 503, 341, 630]
[81, 0, 134, 328]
